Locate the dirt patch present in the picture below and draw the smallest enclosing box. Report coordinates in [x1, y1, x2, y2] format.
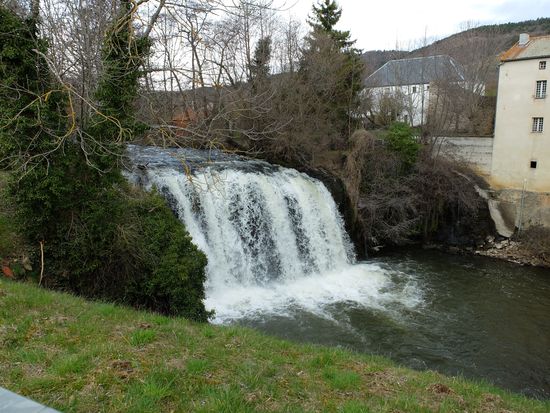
[110, 360, 134, 379]
[427, 383, 454, 394]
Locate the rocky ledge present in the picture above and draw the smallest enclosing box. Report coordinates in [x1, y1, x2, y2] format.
[473, 237, 550, 268]
[423, 236, 550, 269]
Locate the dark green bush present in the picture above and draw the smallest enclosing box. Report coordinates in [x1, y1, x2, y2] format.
[384, 122, 420, 170]
[0, 5, 210, 322]
[124, 190, 211, 322]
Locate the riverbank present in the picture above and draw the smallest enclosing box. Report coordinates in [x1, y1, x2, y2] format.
[474, 237, 550, 268]
[418, 236, 550, 269]
[0, 279, 548, 412]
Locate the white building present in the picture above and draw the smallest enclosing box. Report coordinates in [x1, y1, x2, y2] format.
[491, 34, 550, 193]
[364, 55, 466, 126]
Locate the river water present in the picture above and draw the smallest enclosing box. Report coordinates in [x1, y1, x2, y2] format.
[228, 249, 550, 399]
[127, 145, 550, 400]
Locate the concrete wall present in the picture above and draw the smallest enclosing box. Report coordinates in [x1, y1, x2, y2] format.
[490, 189, 550, 231]
[435, 136, 494, 176]
[491, 58, 550, 192]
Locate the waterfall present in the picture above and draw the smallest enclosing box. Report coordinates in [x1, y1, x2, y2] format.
[127, 145, 421, 322]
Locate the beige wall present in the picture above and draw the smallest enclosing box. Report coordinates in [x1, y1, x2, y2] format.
[492, 189, 550, 230]
[491, 58, 550, 192]
[436, 136, 494, 176]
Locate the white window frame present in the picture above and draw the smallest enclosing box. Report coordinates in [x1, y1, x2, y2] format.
[540, 61, 547, 70]
[532, 117, 544, 133]
[535, 80, 547, 99]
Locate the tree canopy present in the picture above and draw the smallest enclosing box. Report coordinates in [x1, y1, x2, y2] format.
[308, 0, 356, 50]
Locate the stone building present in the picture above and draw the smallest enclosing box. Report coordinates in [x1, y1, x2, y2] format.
[489, 34, 550, 230]
[491, 34, 550, 193]
[364, 55, 466, 126]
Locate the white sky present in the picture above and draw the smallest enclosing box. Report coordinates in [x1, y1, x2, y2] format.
[281, 0, 550, 50]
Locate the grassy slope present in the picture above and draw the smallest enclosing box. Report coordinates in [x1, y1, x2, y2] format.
[0, 280, 548, 413]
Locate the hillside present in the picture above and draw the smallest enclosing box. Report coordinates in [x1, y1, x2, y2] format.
[1, 278, 549, 412]
[362, 17, 550, 80]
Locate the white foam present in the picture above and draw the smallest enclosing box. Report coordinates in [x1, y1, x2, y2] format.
[205, 263, 423, 324]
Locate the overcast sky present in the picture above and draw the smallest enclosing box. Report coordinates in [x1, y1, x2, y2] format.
[282, 0, 550, 51]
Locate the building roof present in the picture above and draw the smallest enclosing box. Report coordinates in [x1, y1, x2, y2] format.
[500, 35, 550, 62]
[365, 55, 465, 88]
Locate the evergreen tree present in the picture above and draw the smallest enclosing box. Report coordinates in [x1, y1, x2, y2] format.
[302, 0, 364, 140]
[0, 3, 211, 322]
[86, 0, 151, 172]
[249, 36, 272, 89]
[307, 0, 355, 50]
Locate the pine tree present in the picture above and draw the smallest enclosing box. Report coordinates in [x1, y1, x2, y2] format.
[302, 0, 364, 139]
[307, 0, 355, 50]
[249, 36, 272, 90]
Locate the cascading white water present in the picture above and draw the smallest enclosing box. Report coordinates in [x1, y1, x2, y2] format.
[127, 145, 421, 323]
[151, 167, 353, 284]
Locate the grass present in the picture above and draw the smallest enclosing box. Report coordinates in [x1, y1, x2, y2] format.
[0, 279, 548, 412]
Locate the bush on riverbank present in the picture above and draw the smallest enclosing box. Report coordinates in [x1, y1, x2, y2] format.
[0, 5, 209, 321]
[344, 128, 490, 249]
[516, 225, 550, 266]
[0, 278, 547, 413]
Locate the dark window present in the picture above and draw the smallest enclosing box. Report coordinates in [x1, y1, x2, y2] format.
[540, 61, 547, 70]
[412, 86, 417, 93]
[530, 160, 538, 169]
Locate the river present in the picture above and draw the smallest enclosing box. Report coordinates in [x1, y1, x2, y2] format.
[228, 249, 550, 399]
[127, 145, 550, 400]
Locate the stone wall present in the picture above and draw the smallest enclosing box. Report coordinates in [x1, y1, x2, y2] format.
[433, 136, 494, 176]
[492, 189, 550, 231]
[433, 136, 550, 232]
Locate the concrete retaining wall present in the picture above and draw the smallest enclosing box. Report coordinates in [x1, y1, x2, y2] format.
[433, 136, 494, 176]
[492, 189, 550, 231]
[430, 136, 550, 231]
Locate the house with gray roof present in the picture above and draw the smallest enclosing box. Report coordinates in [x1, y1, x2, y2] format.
[364, 55, 466, 126]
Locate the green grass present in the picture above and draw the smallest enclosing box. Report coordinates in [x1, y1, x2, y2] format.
[0, 279, 548, 412]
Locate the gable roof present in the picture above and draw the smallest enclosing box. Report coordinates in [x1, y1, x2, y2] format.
[500, 35, 550, 62]
[365, 55, 465, 88]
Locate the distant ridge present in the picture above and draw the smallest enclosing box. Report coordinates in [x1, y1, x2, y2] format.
[362, 17, 550, 84]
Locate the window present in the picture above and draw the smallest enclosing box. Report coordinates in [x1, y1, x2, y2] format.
[412, 86, 417, 93]
[530, 160, 538, 169]
[532, 117, 544, 132]
[540, 61, 547, 70]
[535, 80, 547, 98]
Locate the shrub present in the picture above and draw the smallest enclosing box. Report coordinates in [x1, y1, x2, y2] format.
[12, 167, 211, 321]
[384, 122, 420, 170]
[0, 5, 210, 322]
[516, 225, 550, 264]
[124, 190, 211, 322]
[345, 130, 489, 248]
